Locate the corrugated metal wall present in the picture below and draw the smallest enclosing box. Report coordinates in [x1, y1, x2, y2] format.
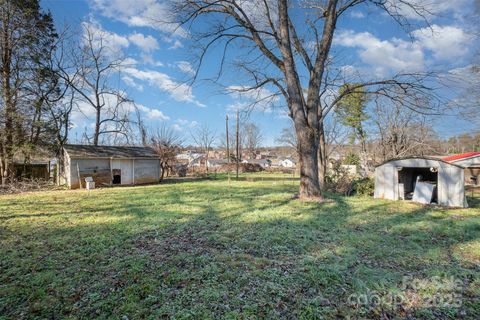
[66, 157, 161, 189]
[69, 159, 110, 189]
[134, 159, 160, 184]
[374, 158, 466, 208]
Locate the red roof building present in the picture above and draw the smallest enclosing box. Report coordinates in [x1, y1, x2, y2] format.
[442, 152, 480, 162]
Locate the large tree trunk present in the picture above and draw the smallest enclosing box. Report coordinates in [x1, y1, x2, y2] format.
[294, 122, 322, 200]
[318, 121, 327, 189]
[278, 0, 322, 200]
[159, 163, 166, 182]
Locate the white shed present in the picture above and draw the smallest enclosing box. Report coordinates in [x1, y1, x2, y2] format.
[374, 157, 467, 208]
[62, 145, 161, 189]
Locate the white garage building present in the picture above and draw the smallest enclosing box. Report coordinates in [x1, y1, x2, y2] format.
[374, 157, 467, 208]
[63, 145, 161, 189]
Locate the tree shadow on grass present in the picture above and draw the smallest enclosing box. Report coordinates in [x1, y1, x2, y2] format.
[1, 181, 479, 319]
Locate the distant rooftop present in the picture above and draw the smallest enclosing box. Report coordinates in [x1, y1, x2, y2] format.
[442, 152, 480, 162]
[64, 144, 158, 159]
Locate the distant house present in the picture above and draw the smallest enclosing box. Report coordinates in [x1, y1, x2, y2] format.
[63, 144, 160, 189]
[270, 159, 283, 167]
[242, 159, 271, 168]
[281, 158, 297, 168]
[207, 159, 229, 168]
[176, 152, 204, 167]
[443, 152, 480, 185]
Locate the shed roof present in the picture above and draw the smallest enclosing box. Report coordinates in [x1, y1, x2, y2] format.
[64, 144, 158, 159]
[376, 156, 464, 168]
[442, 152, 480, 162]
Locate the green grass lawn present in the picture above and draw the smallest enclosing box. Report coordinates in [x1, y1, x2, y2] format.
[1, 173, 479, 319]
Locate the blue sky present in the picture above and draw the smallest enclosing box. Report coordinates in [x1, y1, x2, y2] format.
[42, 0, 478, 145]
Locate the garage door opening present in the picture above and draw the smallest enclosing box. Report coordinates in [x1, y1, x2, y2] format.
[398, 167, 438, 203]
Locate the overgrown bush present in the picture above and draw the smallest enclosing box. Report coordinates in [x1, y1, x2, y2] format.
[0, 179, 60, 195]
[343, 152, 360, 165]
[325, 162, 355, 195]
[326, 161, 374, 197]
[216, 163, 264, 173]
[352, 177, 374, 196]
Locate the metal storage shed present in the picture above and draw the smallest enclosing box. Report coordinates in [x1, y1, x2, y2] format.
[374, 157, 467, 208]
[63, 145, 161, 189]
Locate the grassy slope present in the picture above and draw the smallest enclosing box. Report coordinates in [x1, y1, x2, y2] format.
[0, 174, 479, 319]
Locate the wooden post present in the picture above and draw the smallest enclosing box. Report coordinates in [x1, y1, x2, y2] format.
[110, 158, 113, 186]
[236, 110, 239, 181]
[132, 159, 135, 185]
[76, 163, 82, 189]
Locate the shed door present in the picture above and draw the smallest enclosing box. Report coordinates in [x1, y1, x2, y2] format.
[111, 159, 133, 185]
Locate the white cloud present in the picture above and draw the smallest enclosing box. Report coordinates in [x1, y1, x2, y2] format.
[172, 123, 182, 131]
[128, 32, 159, 52]
[412, 24, 471, 61]
[336, 24, 473, 76]
[141, 54, 164, 67]
[335, 30, 425, 76]
[122, 75, 144, 91]
[81, 21, 129, 56]
[124, 67, 205, 107]
[226, 86, 280, 112]
[136, 104, 170, 120]
[172, 119, 197, 131]
[350, 11, 365, 18]
[177, 61, 195, 75]
[162, 37, 183, 50]
[70, 92, 132, 129]
[227, 86, 279, 102]
[226, 101, 251, 112]
[385, 0, 471, 20]
[121, 57, 139, 66]
[340, 65, 358, 77]
[90, 0, 187, 37]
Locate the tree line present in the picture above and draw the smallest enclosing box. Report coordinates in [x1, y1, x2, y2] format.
[0, 0, 140, 186]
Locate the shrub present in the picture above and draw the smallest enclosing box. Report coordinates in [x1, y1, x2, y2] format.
[343, 153, 360, 165]
[325, 162, 355, 195]
[352, 177, 374, 196]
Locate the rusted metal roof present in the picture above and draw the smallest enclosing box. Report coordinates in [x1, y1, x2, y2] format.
[64, 144, 158, 159]
[442, 152, 480, 162]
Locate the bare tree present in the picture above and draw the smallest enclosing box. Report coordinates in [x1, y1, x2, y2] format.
[57, 23, 132, 146]
[244, 122, 262, 159]
[276, 122, 297, 151]
[148, 124, 183, 181]
[371, 95, 439, 163]
[173, 0, 436, 200]
[191, 124, 217, 171]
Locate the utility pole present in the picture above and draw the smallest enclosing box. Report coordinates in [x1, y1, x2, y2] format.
[226, 114, 230, 163]
[236, 110, 239, 180]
